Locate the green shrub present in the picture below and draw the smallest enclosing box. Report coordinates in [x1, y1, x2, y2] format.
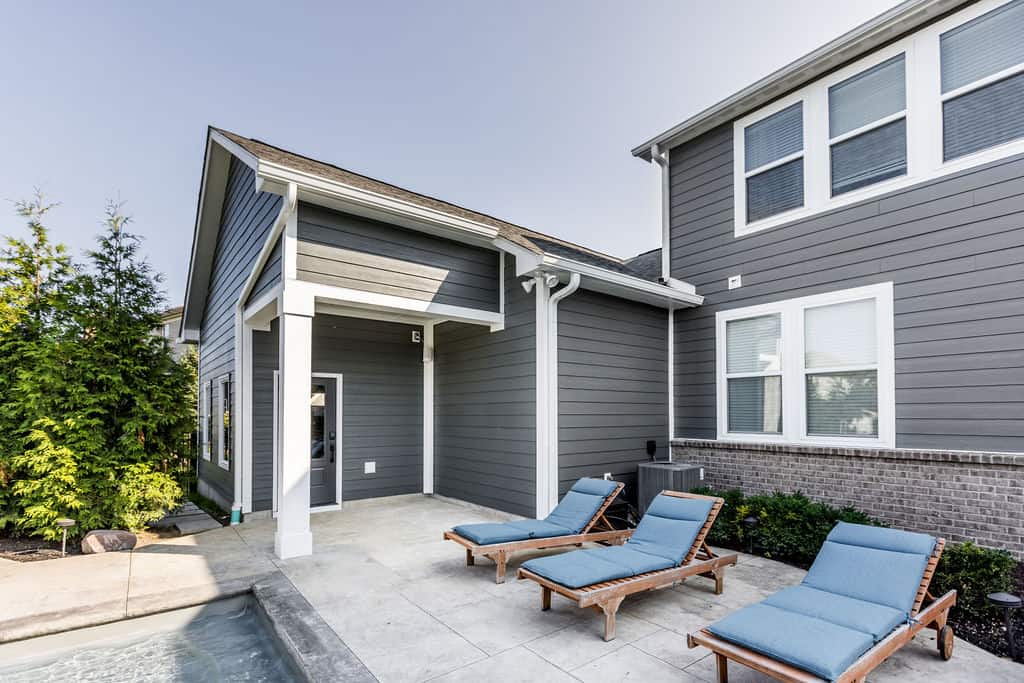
[691, 486, 1020, 631]
[692, 487, 878, 566]
[930, 541, 1015, 624]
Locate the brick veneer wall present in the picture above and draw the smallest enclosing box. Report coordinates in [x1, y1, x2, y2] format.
[671, 439, 1024, 559]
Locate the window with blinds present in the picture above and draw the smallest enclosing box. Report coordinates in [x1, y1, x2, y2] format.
[202, 380, 212, 461]
[828, 54, 907, 196]
[725, 314, 783, 434]
[743, 102, 804, 223]
[716, 283, 893, 447]
[804, 299, 879, 437]
[940, 0, 1024, 161]
[217, 374, 233, 470]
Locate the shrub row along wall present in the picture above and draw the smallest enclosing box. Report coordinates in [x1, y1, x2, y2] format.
[671, 439, 1024, 559]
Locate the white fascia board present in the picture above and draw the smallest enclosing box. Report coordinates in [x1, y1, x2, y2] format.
[630, 0, 963, 159]
[209, 129, 261, 174]
[294, 280, 503, 328]
[254, 160, 501, 245]
[493, 237, 547, 275]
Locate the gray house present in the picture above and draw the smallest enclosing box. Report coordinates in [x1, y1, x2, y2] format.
[182, 0, 1024, 561]
[181, 128, 700, 558]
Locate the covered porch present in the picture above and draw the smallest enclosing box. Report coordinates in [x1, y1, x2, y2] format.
[241, 277, 503, 559]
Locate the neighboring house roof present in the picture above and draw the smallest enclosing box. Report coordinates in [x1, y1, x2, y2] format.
[215, 129, 653, 280]
[632, 0, 969, 159]
[160, 306, 183, 323]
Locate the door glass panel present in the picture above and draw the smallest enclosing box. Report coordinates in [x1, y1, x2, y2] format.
[311, 384, 326, 460]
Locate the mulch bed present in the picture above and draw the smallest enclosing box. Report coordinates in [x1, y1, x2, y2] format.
[0, 528, 179, 563]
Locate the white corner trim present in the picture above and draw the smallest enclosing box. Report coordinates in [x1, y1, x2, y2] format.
[668, 309, 675, 442]
[651, 144, 671, 282]
[533, 274, 552, 517]
[714, 281, 896, 449]
[545, 272, 580, 513]
[423, 322, 435, 495]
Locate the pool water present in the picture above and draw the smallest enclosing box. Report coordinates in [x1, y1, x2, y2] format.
[0, 597, 302, 682]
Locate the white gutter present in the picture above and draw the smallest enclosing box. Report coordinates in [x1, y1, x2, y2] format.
[544, 272, 581, 513]
[230, 181, 298, 522]
[631, 0, 961, 159]
[651, 145, 671, 282]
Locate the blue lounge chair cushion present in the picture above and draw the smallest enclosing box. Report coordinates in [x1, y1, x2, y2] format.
[802, 522, 935, 614]
[708, 603, 874, 681]
[521, 546, 674, 588]
[763, 586, 905, 642]
[626, 494, 714, 565]
[544, 478, 619, 534]
[452, 477, 617, 546]
[453, 519, 572, 545]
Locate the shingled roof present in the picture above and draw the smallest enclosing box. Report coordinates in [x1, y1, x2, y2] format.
[214, 128, 660, 282]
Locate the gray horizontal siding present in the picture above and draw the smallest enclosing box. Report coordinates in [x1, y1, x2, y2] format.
[296, 204, 500, 312]
[435, 254, 537, 517]
[247, 236, 281, 306]
[558, 290, 668, 503]
[670, 123, 1024, 452]
[313, 315, 423, 501]
[250, 314, 423, 510]
[199, 157, 282, 503]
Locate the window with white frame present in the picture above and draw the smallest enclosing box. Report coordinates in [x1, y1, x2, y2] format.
[733, 0, 1024, 236]
[201, 380, 212, 461]
[716, 283, 895, 447]
[743, 102, 804, 223]
[217, 374, 233, 470]
[940, 0, 1024, 161]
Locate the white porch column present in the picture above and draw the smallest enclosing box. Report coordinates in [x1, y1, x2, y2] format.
[422, 321, 435, 495]
[274, 290, 315, 559]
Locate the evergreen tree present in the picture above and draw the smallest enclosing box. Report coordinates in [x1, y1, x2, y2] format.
[0, 195, 72, 531]
[6, 201, 191, 538]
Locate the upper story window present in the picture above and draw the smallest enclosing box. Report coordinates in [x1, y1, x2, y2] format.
[744, 102, 804, 223]
[940, 0, 1024, 160]
[828, 54, 907, 196]
[733, 0, 1024, 237]
[716, 282, 895, 448]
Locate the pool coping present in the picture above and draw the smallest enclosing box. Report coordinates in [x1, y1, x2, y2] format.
[253, 571, 375, 682]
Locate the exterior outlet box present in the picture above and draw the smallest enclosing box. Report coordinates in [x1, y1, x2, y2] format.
[364, 461, 376, 474]
[728, 274, 742, 290]
[411, 330, 421, 343]
[700, 467, 705, 481]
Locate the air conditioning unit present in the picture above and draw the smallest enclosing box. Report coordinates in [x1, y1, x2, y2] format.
[637, 462, 703, 517]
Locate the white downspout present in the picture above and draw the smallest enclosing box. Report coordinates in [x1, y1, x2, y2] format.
[651, 144, 670, 282]
[231, 181, 298, 523]
[546, 272, 580, 513]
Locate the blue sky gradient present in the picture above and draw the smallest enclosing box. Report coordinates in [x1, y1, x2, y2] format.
[1, 1, 898, 305]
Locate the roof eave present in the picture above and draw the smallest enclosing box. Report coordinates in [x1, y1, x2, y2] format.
[632, 0, 965, 160]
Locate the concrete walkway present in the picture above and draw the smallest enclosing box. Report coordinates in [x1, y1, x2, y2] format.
[1, 494, 1020, 682]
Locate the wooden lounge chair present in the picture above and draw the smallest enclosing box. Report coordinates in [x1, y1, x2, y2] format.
[444, 478, 631, 583]
[687, 522, 957, 683]
[516, 490, 737, 641]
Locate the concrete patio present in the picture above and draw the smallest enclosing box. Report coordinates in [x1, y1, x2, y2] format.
[1, 493, 1020, 682]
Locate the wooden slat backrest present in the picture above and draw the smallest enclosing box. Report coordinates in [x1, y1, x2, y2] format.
[581, 481, 626, 534]
[912, 537, 945, 615]
[657, 490, 725, 566]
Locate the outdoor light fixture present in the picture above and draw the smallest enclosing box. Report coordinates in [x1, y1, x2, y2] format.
[742, 516, 759, 554]
[56, 518, 76, 558]
[987, 591, 1022, 661]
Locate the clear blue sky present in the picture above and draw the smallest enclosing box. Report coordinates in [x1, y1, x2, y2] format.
[1, 1, 900, 306]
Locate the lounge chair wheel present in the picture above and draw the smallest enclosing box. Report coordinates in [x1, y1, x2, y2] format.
[938, 625, 954, 660]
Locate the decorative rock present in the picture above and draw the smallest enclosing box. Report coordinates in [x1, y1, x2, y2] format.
[80, 530, 137, 554]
